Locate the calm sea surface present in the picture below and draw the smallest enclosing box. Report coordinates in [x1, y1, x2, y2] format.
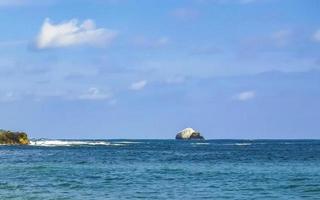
[1, 139, 320, 199]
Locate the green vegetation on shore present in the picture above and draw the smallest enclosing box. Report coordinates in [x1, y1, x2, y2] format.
[0, 130, 29, 145]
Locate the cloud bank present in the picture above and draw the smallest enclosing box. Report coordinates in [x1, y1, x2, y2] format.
[35, 18, 118, 49]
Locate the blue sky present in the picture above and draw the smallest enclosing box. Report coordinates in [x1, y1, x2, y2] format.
[0, 0, 319, 139]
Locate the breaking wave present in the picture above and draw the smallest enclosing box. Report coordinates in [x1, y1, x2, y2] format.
[115, 141, 143, 144]
[29, 140, 120, 147]
[221, 143, 252, 146]
[191, 142, 210, 145]
[235, 143, 252, 146]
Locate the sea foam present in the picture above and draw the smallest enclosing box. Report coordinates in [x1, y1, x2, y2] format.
[191, 142, 210, 145]
[29, 140, 112, 147]
[221, 143, 252, 146]
[116, 141, 142, 144]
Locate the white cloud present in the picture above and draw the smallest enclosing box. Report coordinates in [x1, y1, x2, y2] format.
[129, 80, 147, 91]
[313, 30, 320, 42]
[0, 88, 114, 102]
[233, 91, 256, 101]
[35, 18, 118, 49]
[78, 87, 112, 100]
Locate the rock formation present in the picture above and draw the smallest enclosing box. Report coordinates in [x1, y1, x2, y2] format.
[175, 128, 204, 140]
[0, 130, 30, 145]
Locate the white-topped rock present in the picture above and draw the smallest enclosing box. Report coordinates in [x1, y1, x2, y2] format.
[175, 128, 204, 140]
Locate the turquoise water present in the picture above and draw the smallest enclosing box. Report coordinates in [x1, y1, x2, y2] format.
[1, 140, 320, 199]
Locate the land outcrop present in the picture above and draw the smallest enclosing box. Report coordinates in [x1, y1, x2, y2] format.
[0, 130, 30, 145]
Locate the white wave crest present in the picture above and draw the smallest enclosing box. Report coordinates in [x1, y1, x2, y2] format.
[222, 143, 252, 146]
[110, 143, 127, 146]
[29, 140, 112, 147]
[235, 143, 252, 146]
[191, 142, 210, 145]
[116, 141, 142, 144]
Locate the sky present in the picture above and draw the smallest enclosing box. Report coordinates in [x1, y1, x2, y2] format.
[0, 0, 319, 139]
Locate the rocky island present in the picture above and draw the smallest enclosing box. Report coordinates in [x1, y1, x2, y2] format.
[0, 129, 30, 145]
[175, 128, 205, 140]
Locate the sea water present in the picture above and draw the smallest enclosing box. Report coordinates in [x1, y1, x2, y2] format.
[1, 140, 320, 199]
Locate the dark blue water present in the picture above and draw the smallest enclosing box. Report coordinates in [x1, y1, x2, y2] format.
[1, 140, 320, 199]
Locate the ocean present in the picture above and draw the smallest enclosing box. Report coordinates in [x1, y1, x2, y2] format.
[1, 139, 320, 199]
